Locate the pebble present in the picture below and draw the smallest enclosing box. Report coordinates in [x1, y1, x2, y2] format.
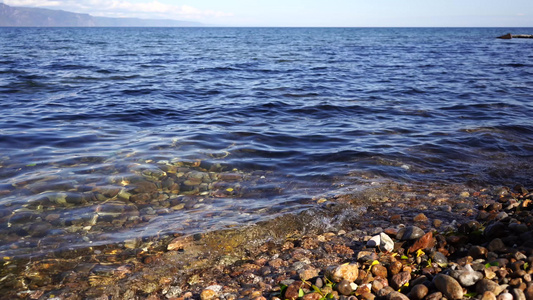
[302, 293, 321, 300]
[337, 279, 354, 296]
[488, 238, 505, 252]
[396, 226, 425, 240]
[469, 245, 488, 259]
[377, 287, 395, 298]
[413, 213, 429, 223]
[433, 274, 464, 300]
[165, 286, 182, 299]
[379, 232, 395, 252]
[371, 279, 385, 293]
[431, 251, 448, 267]
[408, 284, 429, 300]
[285, 281, 304, 300]
[476, 279, 503, 296]
[481, 291, 497, 300]
[387, 291, 410, 300]
[425, 292, 443, 300]
[409, 231, 434, 253]
[359, 292, 375, 300]
[367, 235, 381, 248]
[327, 263, 359, 282]
[390, 271, 411, 290]
[455, 265, 483, 287]
[200, 289, 218, 300]
[511, 288, 527, 300]
[388, 261, 403, 275]
[524, 285, 533, 300]
[371, 264, 388, 278]
[299, 267, 319, 281]
[497, 292, 513, 300]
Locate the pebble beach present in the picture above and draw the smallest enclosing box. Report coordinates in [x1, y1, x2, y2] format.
[3, 183, 533, 300]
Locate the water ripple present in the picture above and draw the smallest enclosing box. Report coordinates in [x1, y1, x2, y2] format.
[0, 27, 532, 258]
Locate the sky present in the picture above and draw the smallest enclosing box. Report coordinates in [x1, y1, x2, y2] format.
[2, 0, 533, 27]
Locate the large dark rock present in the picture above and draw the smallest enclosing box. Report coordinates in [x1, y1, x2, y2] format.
[498, 33, 513, 39]
[497, 33, 533, 39]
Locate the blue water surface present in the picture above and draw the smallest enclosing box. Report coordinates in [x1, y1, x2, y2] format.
[1, 27, 533, 258]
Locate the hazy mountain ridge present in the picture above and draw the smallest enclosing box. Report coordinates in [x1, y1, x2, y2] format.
[0, 3, 202, 27]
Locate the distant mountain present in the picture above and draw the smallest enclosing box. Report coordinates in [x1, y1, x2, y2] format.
[0, 3, 203, 27]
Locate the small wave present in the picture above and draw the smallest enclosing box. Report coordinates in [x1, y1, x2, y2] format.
[282, 92, 320, 98]
[121, 88, 157, 96]
[440, 102, 520, 111]
[47, 63, 96, 71]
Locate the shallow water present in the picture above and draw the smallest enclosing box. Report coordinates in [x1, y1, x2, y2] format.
[1, 27, 533, 259]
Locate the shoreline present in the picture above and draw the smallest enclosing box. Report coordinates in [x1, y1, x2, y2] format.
[4, 181, 532, 300]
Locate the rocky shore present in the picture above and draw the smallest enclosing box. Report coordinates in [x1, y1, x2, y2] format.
[497, 33, 533, 39]
[4, 183, 533, 300]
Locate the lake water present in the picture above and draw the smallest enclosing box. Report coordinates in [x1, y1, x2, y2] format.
[1, 27, 533, 260]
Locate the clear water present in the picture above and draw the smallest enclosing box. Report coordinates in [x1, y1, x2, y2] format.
[1, 27, 533, 259]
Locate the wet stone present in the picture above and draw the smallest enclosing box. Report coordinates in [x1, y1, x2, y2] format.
[95, 186, 121, 198]
[397, 226, 425, 240]
[336, 279, 354, 296]
[28, 221, 52, 237]
[431, 251, 448, 267]
[218, 173, 242, 181]
[183, 178, 202, 186]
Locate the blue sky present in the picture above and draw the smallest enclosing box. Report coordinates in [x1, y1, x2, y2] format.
[3, 0, 533, 27]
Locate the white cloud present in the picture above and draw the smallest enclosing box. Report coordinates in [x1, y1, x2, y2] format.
[3, 0, 233, 20]
[3, 0, 64, 6]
